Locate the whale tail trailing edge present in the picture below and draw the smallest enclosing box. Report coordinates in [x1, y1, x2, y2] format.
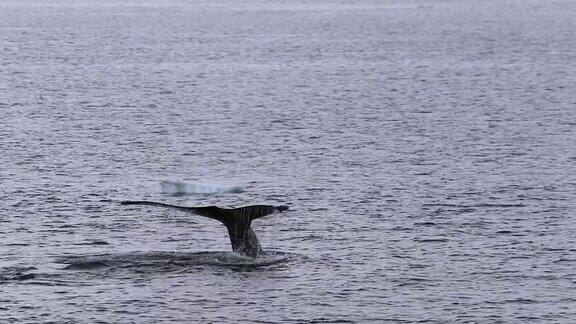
[120, 200, 289, 257]
[120, 201, 229, 222]
[119, 201, 288, 222]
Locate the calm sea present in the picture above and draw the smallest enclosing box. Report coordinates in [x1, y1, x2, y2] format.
[1, 0, 575, 322]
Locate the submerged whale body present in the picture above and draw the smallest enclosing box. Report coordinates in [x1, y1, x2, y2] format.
[120, 201, 289, 257]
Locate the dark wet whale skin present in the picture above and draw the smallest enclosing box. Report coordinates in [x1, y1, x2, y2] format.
[120, 201, 289, 257]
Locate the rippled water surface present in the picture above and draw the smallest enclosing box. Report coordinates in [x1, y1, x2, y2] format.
[1, 0, 575, 322]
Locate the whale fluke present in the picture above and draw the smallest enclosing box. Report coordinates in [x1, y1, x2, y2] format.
[120, 201, 289, 257]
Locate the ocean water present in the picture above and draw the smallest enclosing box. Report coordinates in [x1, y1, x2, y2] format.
[1, 0, 575, 322]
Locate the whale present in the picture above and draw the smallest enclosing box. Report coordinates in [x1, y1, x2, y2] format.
[120, 201, 289, 257]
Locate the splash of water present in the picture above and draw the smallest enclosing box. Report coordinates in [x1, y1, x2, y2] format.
[160, 180, 244, 195]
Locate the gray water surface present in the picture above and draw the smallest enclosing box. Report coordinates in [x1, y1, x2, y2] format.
[1, 0, 575, 322]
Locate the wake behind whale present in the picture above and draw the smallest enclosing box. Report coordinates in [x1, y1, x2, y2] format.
[58, 250, 301, 271]
[4, 251, 304, 285]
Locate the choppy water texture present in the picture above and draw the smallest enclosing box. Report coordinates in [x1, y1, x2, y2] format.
[1, 0, 575, 322]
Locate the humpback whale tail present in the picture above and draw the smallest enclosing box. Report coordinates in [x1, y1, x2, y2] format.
[120, 201, 289, 257]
